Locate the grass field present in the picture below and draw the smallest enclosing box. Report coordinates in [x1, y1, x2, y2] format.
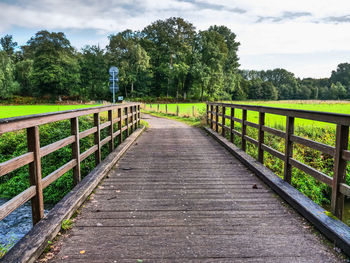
[0, 104, 101, 119]
[143, 100, 350, 129]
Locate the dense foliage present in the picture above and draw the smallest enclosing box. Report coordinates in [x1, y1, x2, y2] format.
[1, 17, 349, 102]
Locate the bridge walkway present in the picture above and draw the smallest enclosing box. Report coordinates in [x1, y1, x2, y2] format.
[50, 114, 343, 262]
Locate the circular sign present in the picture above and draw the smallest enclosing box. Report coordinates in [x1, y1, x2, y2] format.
[109, 66, 119, 75]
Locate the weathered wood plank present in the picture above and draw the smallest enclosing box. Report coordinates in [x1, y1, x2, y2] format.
[0, 152, 34, 177]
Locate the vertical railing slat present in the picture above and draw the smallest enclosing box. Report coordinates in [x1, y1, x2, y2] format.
[230, 107, 234, 143]
[118, 107, 122, 145]
[331, 124, 349, 219]
[125, 107, 129, 137]
[210, 105, 214, 129]
[71, 117, 81, 185]
[284, 116, 294, 183]
[130, 106, 134, 133]
[27, 126, 44, 225]
[215, 105, 219, 133]
[138, 105, 141, 126]
[258, 112, 265, 164]
[108, 110, 114, 152]
[94, 113, 101, 165]
[241, 109, 247, 151]
[222, 106, 226, 137]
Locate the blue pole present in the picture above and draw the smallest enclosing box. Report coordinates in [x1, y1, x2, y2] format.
[112, 71, 115, 104]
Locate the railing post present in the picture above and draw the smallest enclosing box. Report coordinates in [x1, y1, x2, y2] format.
[70, 117, 81, 185]
[193, 106, 195, 117]
[94, 113, 101, 165]
[284, 116, 294, 183]
[241, 109, 247, 151]
[135, 106, 138, 129]
[210, 105, 213, 129]
[177, 105, 179, 116]
[166, 104, 168, 114]
[125, 107, 129, 137]
[134, 106, 137, 130]
[258, 112, 265, 164]
[108, 110, 114, 152]
[331, 124, 349, 219]
[130, 106, 134, 133]
[230, 107, 234, 143]
[222, 106, 226, 137]
[157, 104, 159, 112]
[138, 105, 141, 126]
[27, 126, 44, 225]
[118, 108, 122, 144]
[215, 105, 219, 133]
[206, 104, 209, 125]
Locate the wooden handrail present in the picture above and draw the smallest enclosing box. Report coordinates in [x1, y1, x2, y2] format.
[206, 102, 350, 220]
[0, 103, 141, 224]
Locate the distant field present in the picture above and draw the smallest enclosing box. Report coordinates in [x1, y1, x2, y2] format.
[144, 100, 350, 129]
[0, 104, 101, 119]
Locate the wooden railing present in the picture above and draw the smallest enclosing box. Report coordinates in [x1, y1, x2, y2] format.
[207, 102, 350, 220]
[0, 103, 141, 225]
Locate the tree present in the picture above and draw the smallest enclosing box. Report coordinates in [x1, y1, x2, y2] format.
[0, 35, 17, 56]
[197, 30, 228, 99]
[330, 63, 350, 98]
[79, 45, 109, 100]
[0, 51, 19, 98]
[25, 31, 80, 98]
[15, 59, 33, 96]
[107, 30, 150, 97]
[141, 17, 196, 98]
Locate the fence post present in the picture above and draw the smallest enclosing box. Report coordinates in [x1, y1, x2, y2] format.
[134, 106, 137, 129]
[331, 124, 349, 219]
[210, 105, 213, 129]
[108, 110, 114, 152]
[215, 105, 219, 133]
[241, 109, 247, 151]
[71, 117, 81, 185]
[206, 104, 209, 124]
[157, 104, 159, 112]
[118, 108, 122, 144]
[258, 112, 265, 164]
[134, 106, 138, 129]
[193, 106, 195, 117]
[125, 107, 129, 136]
[230, 107, 234, 143]
[284, 116, 294, 183]
[27, 126, 44, 225]
[130, 106, 134, 133]
[94, 113, 101, 165]
[222, 106, 226, 137]
[166, 104, 168, 114]
[138, 105, 141, 126]
[177, 105, 179, 116]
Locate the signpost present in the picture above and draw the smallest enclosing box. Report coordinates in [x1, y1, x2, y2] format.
[109, 66, 119, 104]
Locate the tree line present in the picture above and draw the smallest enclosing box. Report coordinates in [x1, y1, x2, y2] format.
[0, 17, 349, 102]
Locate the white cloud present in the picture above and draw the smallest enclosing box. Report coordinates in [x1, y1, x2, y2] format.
[1, 0, 350, 77]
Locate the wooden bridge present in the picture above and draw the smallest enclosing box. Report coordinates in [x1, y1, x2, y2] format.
[1, 102, 350, 262]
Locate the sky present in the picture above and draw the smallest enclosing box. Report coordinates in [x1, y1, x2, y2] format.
[1, 0, 350, 79]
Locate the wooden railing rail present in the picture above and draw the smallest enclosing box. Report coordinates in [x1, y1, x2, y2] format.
[0, 103, 141, 224]
[207, 102, 350, 220]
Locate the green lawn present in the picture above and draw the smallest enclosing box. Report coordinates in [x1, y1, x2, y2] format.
[0, 104, 102, 119]
[144, 100, 350, 129]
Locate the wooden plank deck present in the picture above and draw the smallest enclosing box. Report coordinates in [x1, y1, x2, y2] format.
[49, 114, 344, 262]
